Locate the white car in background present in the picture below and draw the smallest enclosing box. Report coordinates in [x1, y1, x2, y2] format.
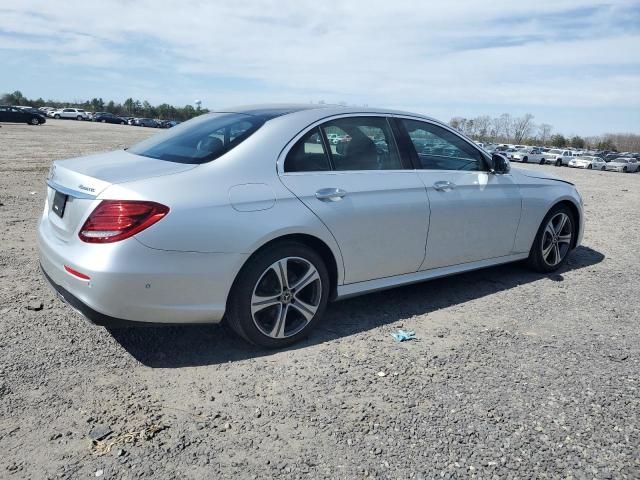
[542, 149, 573, 166]
[568, 156, 606, 170]
[498, 148, 518, 159]
[605, 157, 640, 173]
[52, 108, 89, 120]
[511, 147, 545, 164]
[326, 133, 340, 144]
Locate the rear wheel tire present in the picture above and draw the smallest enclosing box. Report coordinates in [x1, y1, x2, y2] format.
[226, 241, 330, 348]
[76, 116, 82, 121]
[587, 164, 592, 169]
[526, 205, 575, 273]
[540, 159, 545, 165]
[623, 167, 628, 173]
[522, 157, 528, 163]
[555, 159, 562, 167]
[29, 117, 39, 125]
[54, 114, 60, 119]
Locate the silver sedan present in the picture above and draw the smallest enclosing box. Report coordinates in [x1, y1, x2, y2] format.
[38, 105, 584, 347]
[605, 157, 640, 173]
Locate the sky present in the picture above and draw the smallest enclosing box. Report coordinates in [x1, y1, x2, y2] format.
[0, 0, 639, 136]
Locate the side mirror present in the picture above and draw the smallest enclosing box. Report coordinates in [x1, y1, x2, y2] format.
[491, 153, 511, 174]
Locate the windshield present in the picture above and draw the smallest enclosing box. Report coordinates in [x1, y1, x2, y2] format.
[128, 113, 265, 164]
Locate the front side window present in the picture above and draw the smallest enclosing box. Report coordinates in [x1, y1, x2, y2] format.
[401, 119, 486, 171]
[320, 117, 402, 171]
[128, 113, 265, 164]
[284, 128, 331, 172]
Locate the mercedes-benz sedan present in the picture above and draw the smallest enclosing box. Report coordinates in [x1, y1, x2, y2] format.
[38, 105, 584, 348]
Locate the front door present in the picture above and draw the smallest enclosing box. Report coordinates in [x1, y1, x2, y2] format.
[279, 116, 430, 284]
[397, 117, 522, 270]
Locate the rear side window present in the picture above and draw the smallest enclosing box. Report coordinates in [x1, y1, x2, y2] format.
[284, 128, 331, 172]
[321, 117, 402, 171]
[128, 113, 265, 164]
[401, 119, 486, 171]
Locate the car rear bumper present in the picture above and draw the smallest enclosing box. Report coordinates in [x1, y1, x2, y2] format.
[41, 266, 153, 327]
[38, 218, 248, 325]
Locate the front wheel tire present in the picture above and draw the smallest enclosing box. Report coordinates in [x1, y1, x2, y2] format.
[226, 241, 330, 348]
[527, 205, 575, 273]
[555, 159, 562, 167]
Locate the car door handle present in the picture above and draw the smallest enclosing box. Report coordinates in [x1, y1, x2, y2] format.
[433, 181, 456, 191]
[315, 188, 347, 202]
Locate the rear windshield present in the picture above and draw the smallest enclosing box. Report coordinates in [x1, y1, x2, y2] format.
[128, 113, 265, 164]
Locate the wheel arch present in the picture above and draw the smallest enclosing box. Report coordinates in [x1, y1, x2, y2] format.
[233, 233, 341, 301]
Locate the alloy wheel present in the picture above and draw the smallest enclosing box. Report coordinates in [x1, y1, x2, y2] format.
[541, 212, 572, 267]
[251, 257, 322, 339]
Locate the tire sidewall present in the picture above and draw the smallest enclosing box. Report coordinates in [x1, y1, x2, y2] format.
[227, 241, 330, 348]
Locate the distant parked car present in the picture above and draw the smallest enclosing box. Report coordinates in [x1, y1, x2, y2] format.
[603, 153, 621, 162]
[52, 108, 89, 120]
[157, 119, 181, 128]
[501, 148, 518, 160]
[136, 118, 160, 128]
[326, 133, 340, 144]
[93, 113, 127, 125]
[542, 149, 573, 166]
[511, 147, 544, 164]
[605, 157, 639, 173]
[568, 156, 606, 170]
[0, 105, 46, 125]
[19, 106, 50, 117]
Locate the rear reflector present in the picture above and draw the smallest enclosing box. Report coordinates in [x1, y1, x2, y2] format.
[79, 200, 169, 243]
[64, 265, 91, 280]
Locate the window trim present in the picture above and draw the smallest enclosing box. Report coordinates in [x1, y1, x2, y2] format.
[392, 115, 492, 172]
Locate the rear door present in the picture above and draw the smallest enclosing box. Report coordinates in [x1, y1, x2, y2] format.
[395, 117, 522, 270]
[279, 115, 430, 284]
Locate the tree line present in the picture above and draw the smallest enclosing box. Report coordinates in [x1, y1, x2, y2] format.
[449, 113, 640, 152]
[1, 90, 208, 122]
[3, 90, 638, 151]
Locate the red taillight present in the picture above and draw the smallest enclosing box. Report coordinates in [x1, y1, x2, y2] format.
[79, 200, 169, 243]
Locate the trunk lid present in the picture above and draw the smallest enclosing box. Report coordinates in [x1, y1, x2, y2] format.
[45, 150, 196, 242]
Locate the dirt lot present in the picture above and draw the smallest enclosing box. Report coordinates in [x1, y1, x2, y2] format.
[0, 119, 638, 479]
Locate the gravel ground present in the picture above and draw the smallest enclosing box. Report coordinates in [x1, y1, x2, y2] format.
[0, 119, 638, 479]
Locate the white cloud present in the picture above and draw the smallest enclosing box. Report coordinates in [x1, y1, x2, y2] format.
[1, 0, 639, 116]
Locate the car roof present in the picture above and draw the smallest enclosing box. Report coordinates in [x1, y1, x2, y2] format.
[213, 103, 440, 123]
